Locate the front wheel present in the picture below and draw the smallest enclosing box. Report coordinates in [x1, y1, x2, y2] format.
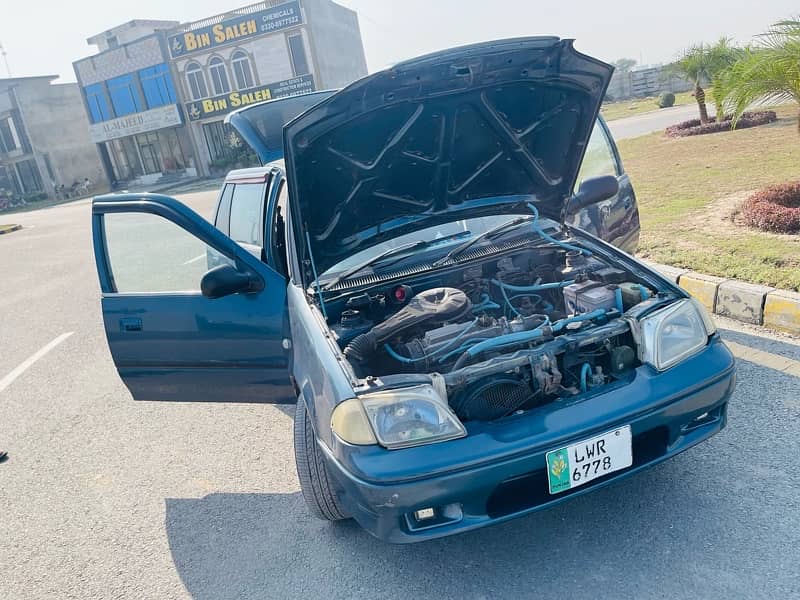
[293, 397, 350, 521]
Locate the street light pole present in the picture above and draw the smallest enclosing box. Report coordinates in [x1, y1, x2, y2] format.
[0, 42, 11, 78]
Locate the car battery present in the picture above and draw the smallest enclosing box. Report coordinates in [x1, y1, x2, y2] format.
[563, 281, 618, 315]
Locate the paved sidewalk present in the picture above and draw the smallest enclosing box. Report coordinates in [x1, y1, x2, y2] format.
[647, 261, 800, 336]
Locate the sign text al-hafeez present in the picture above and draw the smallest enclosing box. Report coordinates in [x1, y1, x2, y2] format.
[168, 0, 303, 58]
[185, 74, 315, 121]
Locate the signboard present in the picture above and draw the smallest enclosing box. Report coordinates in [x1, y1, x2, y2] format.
[89, 104, 183, 143]
[185, 74, 315, 121]
[169, 1, 303, 58]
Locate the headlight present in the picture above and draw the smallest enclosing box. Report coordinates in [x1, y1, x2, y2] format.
[639, 299, 715, 370]
[331, 384, 466, 449]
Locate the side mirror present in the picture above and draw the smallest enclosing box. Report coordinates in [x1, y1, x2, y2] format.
[201, 264, 262, 299]
[569, 175, 620, 212]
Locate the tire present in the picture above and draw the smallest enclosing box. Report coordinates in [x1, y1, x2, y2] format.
[293, 397, 350, 521]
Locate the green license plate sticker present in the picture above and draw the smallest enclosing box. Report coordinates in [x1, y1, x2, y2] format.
[546, 425, 633, 494]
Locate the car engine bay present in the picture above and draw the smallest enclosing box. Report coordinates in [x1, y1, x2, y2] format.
[324, 244, 663, 424]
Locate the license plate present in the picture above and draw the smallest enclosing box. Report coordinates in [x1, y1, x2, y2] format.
[546, 425, 633, 494]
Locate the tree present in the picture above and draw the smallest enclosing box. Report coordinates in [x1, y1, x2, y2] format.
[714, 18, 800, 131]
[613, 58, 637, 73]
[670, 38, 741, 123]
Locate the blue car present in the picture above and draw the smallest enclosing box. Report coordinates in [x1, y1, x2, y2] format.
[92, 38, 735, 543]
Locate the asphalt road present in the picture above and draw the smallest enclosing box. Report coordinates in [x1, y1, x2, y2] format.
[607, 103, 712, 140]
[2, 191, 799, 599]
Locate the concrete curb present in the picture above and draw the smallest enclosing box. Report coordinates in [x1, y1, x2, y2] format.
[0, 224, 22, 235]
[644, 260, 800, 335]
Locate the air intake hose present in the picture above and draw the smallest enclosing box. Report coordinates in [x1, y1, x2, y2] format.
[344, 287, 471, 365]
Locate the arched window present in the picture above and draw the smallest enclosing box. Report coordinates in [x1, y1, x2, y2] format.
[186, 62, 208, 100]
[231, 50, 255, 90]
[208, 57, 230, 95]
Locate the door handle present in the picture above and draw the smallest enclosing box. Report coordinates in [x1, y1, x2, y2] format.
[119, 318, 142, 332]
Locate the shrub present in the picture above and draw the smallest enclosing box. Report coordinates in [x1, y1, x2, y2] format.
[665, 110, 777, 137]
[740, 181, 800, 234]
[657, 92, 676, 108]
[23, 192, 48, 202]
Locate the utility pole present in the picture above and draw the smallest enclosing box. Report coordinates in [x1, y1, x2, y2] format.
[0, 42, 11, 78]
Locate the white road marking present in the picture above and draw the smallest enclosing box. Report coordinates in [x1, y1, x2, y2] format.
[0, 332, 75, 394]
[725, 341, 800, 378]
[182, 254, 206, 265]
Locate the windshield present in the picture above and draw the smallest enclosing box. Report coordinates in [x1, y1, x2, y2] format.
[319, 214, 534, 281]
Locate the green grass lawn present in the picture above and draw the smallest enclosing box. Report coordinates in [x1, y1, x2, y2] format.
[601, 90, 696, 121]
[617, 105, 800, 291]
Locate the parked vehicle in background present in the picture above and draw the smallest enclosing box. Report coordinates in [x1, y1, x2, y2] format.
[91, 38, 734, 543]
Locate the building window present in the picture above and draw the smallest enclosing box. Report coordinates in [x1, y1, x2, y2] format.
[107, 73, 143, 117]
[136, 131, 163, 175]
[0, 115, 21, 153]
[42, 153, 55, 181]
[288, 34, 310, 76]
[139, 64, 177, 109]
[186, 62, 208, 100]
[231, 51, 255, 90]
[15, 159, 43, 193]
[84, 83, 112, 123]
[0, 165, 21, 195]
[208, 57, 231, 95]
[203, 120, 230, 162]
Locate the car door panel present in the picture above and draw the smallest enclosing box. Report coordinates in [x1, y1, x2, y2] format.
[93, 193, 293, 404]
[104, 292, 291, 402]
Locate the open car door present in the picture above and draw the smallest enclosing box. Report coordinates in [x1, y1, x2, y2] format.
[92, 193, 294, 403]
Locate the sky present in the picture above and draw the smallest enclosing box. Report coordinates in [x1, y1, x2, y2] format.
[0, 0, 796, 82]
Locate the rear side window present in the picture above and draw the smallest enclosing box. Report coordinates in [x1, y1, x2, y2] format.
[229, 183, 265, 246]
[575, 121, 620, 191]
[214, 184, 234, 235]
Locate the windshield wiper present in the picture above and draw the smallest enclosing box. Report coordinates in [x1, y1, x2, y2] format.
[432, 216, 535, 267]
[321, 230, 469, 290]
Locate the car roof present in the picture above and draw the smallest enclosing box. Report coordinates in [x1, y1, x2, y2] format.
[224, 160, 285, 184]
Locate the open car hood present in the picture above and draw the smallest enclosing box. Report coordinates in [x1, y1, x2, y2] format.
[231, 38, 613, 276]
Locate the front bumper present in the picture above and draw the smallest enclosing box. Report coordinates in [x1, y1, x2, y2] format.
[321, 338, 736, 543]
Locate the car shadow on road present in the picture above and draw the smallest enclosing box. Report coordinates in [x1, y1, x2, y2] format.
[164, 329, 800, 599]
[164, 452, 750, 600]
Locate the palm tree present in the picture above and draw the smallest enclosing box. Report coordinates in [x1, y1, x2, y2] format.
[714, 18, 800, 130]
[613, 58, 637, 73]
[670, 38, 741, 123]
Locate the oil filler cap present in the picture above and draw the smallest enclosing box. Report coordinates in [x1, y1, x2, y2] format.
[391, 285, 413, 305]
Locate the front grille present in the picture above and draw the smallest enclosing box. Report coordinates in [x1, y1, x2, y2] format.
[485, 427, 669, 518]
[451, 378, 531, 421]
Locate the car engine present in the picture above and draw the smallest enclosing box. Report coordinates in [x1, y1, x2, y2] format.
[326, 246, 655, 423]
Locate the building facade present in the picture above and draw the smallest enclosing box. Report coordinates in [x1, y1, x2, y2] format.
[73, 20, 197, 188]
[169, 0, 367, 176]
[606, 65, 693, 101]
[73, 1, 367, 187]
[0, 76, 105, 203]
